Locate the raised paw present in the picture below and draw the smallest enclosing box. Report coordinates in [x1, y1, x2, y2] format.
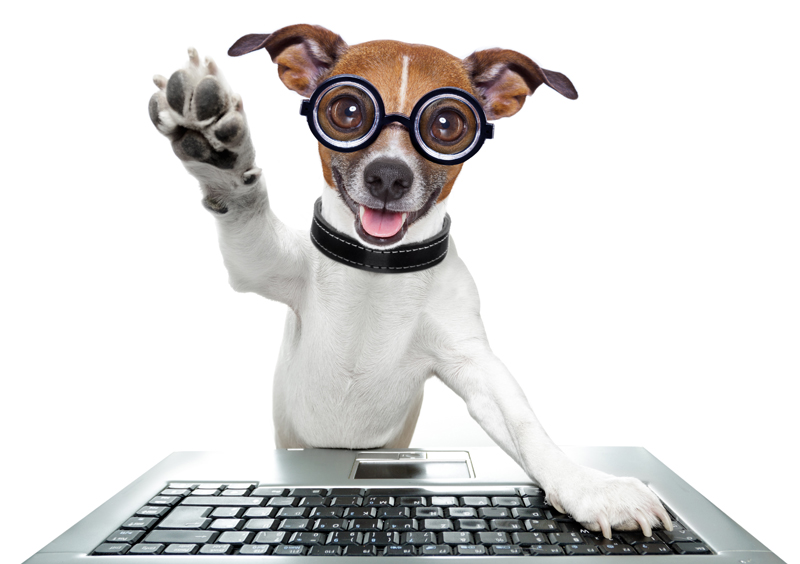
[546, 466, 673, 539]
[149, 48, 252, 172]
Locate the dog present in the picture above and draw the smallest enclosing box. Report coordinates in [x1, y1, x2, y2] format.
[149, 23, 672, 539]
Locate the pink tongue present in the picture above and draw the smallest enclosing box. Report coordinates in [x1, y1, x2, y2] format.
[360, 206, 405, 238]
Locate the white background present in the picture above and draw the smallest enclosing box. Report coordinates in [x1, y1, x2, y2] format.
[2, 1, 797, 563]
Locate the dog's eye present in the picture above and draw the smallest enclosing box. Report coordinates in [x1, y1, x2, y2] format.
[430, 110, 466, 144]
[329, 96, 363, 131]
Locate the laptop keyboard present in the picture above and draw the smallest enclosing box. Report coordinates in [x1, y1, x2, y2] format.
[91, 483, 713, 556]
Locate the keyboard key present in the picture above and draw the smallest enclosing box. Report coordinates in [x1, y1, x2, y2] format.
[299, 496, 328, 507]
[421, 544, 452, 555]
[148, 496, 180, 506]
[476, 531, 509, 544]
[239, 544, 271, 554]
[143, 530, 218, 544]
[277, 507, 309, 518]
[674, 542, 712, 555]
[659, 528, 703, 543]
[135, 505, 169, 517]
[244, 518, 277, 530]
[182, 496, 264, 506]
[327, 531, 362, 545]
[456, 519, 488, 531]
[218, 531, 252, 544]
[252, 487, 288, 497]
[517, 487, 544, 497]
[157, 506, 212, 529]
[309, 545, 341, 555]
[384, 544, 416, 556]
[160, 488, 191, 497]
[442, 531, 473, 545]
[525, 519, 559, 532]
[529, 544, 564, 555]
[490, 519, 524, 531]
[492, 496, 523, 507]
[253, 531, 286, 544]
[398, 496, 426, 507]
[478, 507, 509, 519]
[279, 518, 311, 531]
[415, 507, 443, 518]
[403, 531, 437, 545]
[636, 542, 673, 555]
[510, 532, 546, 546]
[456, 544, 487, 555]
[291, 488, 329, 497]
[93, 543, 129, 555]
[268, 496, 299, 507]
[512, 507, 545, 519]
[168, 482, 197, 489]
[313, 518, 349, 531]
[349, 518, 382, 531]
[311, 507, 344, 519]
[289, 531, 326, 545]
[343, 545, 376, 556]
[430, 496, 458, 506]
[598, 542, 637, 555]
[549, 531, 584, 545]
[199, 544, 232, 554]
[221, 489, 249, 496]
[379, 507, 410, 519]
[190, 488, 219, 496]
[364, 531, 399, 546]
[129, 543, 164, 554]
[105, 530, 144, 543]
[331, 495, 363, 507]
[460, 496, 490, 507]
[422, 518, 453, 531]
[448, 507, 477, 518]
[364, 496, 394, 507]
[244, 507, 275, 518]
[163, 543, 198, 554]
[121, 517, 157, 529]
[523, 496, 548, 508]
[210, 518, 244, 530]
[211, 506, 244, 518]
[330, 488, 365, 496]
[345, 507, 376, 519]
[564, 544, 601, 555]
[492, 544, 524, 555]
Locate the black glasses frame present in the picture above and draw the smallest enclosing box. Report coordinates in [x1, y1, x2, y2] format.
[300, 74, 494, 166]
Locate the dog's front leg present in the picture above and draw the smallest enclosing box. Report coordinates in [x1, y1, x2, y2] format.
[149, 49, 309, 306]
[436, 343, 671, 539]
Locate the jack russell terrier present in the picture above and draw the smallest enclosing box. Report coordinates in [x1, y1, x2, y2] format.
[149, 23, 672, 539]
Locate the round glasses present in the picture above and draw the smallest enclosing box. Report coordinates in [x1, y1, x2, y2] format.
[300, 75, 494, 166]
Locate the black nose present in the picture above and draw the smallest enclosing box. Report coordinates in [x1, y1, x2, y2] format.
[363, 159, 414, 202]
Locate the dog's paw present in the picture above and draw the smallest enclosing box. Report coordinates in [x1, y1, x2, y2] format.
[546, 466, 672, 539]
[149, 48, 253, 172]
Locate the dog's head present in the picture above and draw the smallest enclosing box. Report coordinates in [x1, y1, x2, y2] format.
[230, 24, 577, 247]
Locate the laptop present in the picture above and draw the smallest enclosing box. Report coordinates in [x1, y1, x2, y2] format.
[23, 446, 784, 563]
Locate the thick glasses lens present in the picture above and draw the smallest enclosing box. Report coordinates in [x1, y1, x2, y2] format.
[313, 82, 379, 149]
[414, 94, 482, 162]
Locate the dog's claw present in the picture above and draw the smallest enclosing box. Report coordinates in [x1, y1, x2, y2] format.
[188, 47, 200, 66]
[243, 167, 262, 185]
[153, 74, 167, 90]
[205, 56, 219, 75]
[598, 514, 612, 540]
[634, 510, 652, 538]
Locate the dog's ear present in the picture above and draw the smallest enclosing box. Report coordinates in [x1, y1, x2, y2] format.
[463, 48, 577, 119]
[229, 24, 348, 97]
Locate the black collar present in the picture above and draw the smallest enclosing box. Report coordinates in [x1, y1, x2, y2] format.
[310, 198, 450, 273]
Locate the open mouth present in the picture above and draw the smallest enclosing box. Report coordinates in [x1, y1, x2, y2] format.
[359, 206, 408, 239]
[332, 167, 441, 247]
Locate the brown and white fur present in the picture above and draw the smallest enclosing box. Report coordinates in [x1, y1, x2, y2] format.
[149, 24, 671, 538]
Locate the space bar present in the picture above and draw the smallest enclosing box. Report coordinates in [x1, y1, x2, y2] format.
[181, 496, 265, 506]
